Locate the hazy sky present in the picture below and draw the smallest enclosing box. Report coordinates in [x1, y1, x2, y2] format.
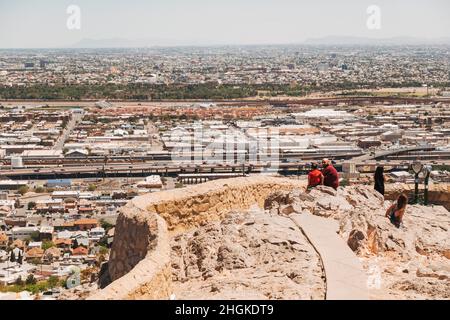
[1, 0, 449, 48]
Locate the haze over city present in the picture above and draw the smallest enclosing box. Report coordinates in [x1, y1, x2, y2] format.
[1, 0, 450, 48]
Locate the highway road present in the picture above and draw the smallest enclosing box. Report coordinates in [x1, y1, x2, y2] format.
[1, 95, 449, 108]
[54, 111, 83, 150]
[2, 160, 450, 180]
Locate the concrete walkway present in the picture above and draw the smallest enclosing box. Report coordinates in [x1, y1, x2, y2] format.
[290, 213, 369, 300]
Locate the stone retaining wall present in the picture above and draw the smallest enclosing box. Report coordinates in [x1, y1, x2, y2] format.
[132, 176, 307, 233]
[89, 176, 307, 299]
[88, 205, 171, 300]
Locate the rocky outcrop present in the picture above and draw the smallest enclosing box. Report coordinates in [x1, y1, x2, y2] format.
[265, 185, 450, 299]
[267, 185, 449, 259]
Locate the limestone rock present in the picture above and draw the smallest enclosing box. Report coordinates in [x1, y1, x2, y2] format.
[347, 229, 366, 252]
[170, 209, 325, 300]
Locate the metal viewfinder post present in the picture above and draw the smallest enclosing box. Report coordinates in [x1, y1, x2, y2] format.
[411, 161, 423, 204]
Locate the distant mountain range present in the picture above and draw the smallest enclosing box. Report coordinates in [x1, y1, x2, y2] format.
[303, 36, 450, 45]
[71, 37, 205, 48]
[70, 36, 450, 48]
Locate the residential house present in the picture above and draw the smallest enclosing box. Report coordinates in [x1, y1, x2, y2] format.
[56, 230, 73, 239]
[0, 231, 8, 249]
[4, 217, 26, 228]
[27, 241, 42, 249]
[72, 246, 88, 256]
[51, 191, 79, 199]
[39, 226, 54, 241]
[77, 201, 96, 215]
[0, 249, 8, 262]
[74, 218, 98, 231]
[36, 199, 65, 214]
[10, 239, 25, 250]
[89, 227, 105, 241]
[25, 247, 44, 261]
[54, 222, 76, 232]
[71, 231, 89, 248]
[53, 238, 72, 253]
[43, 247, 61, 263]
[0, 200, 15, 216]
[136, 175, 163, 189]
[11, 226, 38, 240]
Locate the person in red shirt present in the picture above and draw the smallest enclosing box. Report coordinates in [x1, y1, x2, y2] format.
[321, 158, 339, 190]
[307, 163, 324, 189]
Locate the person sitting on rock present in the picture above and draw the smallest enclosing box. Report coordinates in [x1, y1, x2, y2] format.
[385, 194, 407, 228]
[307, 162, 324, 189]
[321, 158, 339, 190]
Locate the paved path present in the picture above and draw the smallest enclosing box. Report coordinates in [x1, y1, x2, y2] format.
[290, 213, 369, 300]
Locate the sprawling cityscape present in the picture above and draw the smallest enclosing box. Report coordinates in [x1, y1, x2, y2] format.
[1, 45, 449, 99]
[0, 0, 449, 306]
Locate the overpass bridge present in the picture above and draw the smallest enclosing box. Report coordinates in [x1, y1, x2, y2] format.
[352, 145, 437, 162]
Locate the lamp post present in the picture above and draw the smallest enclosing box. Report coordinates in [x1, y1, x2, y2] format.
[423, 165, 432, 206]
[411, 161, 423, 204]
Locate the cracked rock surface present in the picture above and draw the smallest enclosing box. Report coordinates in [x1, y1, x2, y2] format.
[170, 207, 325, 300]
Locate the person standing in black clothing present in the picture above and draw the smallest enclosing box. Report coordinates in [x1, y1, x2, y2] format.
[374, 166, 385, 196]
